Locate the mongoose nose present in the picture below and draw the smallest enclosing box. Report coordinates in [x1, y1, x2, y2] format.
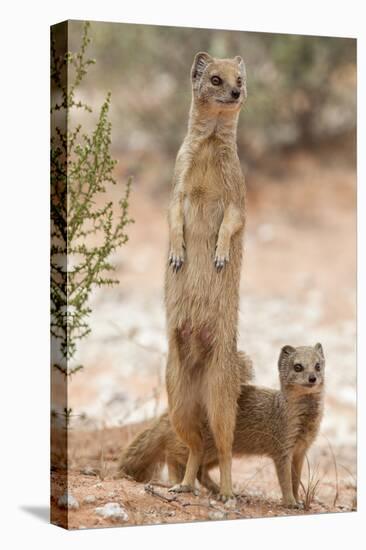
[231, 88, 240, 99]
[308, 374, 317, 384]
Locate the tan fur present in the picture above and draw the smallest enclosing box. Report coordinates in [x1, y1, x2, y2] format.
[165, 52, 248, 500]
[119, 345, 325, 507]
[119, 351, 253, 489]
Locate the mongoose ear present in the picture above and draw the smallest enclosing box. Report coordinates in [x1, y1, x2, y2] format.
[191, 52, 213, 82]
[314, 343, 324, 358]
[234, 55, 246, 76]
[278, 345, 296, 368]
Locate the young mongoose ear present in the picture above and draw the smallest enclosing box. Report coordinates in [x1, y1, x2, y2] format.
[314, 343, 324, 358]
[234, 55, 246, 76]
[191, 52, 213, 82]
[278, 345, 296, 368]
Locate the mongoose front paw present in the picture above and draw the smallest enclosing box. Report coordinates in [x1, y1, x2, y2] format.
[169, 249, 185, 272]
[214, 251, 229, 271]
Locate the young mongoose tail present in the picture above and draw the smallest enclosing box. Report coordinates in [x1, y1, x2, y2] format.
[165, 52, 248, 501]
[119, 345, 325, 508]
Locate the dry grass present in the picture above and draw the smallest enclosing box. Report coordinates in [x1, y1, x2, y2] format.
[299, 455, 322, 510]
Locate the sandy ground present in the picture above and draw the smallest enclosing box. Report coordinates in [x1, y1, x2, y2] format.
[51, 420, 356, 529]
[51, 143, 356, 528]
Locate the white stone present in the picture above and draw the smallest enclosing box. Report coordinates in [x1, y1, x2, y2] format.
[57, 492, 79, 510]
[95, 502, 129, 521]
[209, 510, 226, 521]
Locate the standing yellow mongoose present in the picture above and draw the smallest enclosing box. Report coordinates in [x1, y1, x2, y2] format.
[119, 344, 325, 507]
[164, 52, 248, 500]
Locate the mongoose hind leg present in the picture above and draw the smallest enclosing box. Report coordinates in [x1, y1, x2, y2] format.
[205, 361, 239, 501]
[166, 332, 204, 495]
[168, 438, 203, 494]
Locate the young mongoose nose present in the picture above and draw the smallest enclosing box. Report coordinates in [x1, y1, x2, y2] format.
[308, 374, 317, 384]
[231, 88, 240, 99]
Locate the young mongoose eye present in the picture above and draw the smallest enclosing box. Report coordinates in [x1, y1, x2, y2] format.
[315, 363, 321, 372]
[211, 76, 222, 86]
[237, 77, 242, 87]
[293, 363, 303, 373]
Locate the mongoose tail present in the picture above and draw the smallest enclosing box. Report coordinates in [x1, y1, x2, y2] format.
[118, 414, 169, 482]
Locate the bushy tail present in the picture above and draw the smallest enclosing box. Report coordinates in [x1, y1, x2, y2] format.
[118, 413, 170, 482]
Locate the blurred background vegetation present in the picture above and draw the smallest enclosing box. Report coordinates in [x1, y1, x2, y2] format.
[67, 20, 356, 197]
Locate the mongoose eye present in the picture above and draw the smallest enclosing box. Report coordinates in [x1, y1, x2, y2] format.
[293, 363, 303, 372]
[211, 76, 222, 86]
[315, 363, 321, 371]
[237, 78, 242, 87]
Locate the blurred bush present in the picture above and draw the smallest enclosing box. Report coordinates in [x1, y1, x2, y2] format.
[69, 21, 356, 169]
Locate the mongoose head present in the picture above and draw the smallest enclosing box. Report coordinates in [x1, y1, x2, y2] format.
[191, 52, 247, 112]
[278, 343, 325, 394]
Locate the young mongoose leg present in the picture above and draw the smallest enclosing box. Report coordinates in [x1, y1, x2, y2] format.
[292, 451, 306, 503]
[214, 203, 244, 271]
[274, 456, 298, 508]
[197, 466, 220, 494]
[167, 460, 185, 486]
[168, 191, 185, 271]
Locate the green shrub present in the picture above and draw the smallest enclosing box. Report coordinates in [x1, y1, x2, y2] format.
[51, 21, 133, 376]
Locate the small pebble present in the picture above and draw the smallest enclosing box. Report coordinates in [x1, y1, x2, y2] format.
[224, 498, 237, 509]
[209, 510, 226, 521]
[57, 492, 79, 510]
[81, 467, 97, 476]
[83, 495, 96, 504]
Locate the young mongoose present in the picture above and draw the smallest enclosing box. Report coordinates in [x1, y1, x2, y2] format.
[165, 52, 248, 501]
[119, 344, 325, 507]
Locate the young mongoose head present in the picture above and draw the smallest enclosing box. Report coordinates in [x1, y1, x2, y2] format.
[278, 343, 325, 395]
[191, 52, 247, 113]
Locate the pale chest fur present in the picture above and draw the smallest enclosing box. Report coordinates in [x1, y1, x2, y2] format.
[285, 394, 324, 454]
[183, 138, 240, 236]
